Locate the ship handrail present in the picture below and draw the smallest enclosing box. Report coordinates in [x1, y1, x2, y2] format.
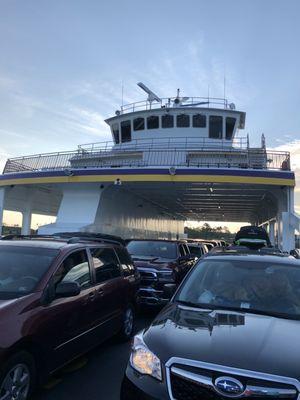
[77, 136, 249, 152]
[3, 147, 291, 174]
[119, 96, 231, 114]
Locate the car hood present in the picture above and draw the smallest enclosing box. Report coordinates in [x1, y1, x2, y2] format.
[143, 303, 300, 380]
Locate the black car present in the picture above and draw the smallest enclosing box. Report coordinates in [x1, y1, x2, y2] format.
[126, 240, 195, 306]
[235, 225, 271, 247]
[121, 253, 300, 399]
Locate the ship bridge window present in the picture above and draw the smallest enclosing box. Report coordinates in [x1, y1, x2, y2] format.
[133, 117, 144, 131]
[147, 115, 159, 129]
[177, 114, 190, 127]
[209, 116, 223, 139]
[121, 120, 131, 142]
[193, 114, 206, 128]
[226, 117, 236, 140]
[112, 123, 120, 144]
[162, 114, 174, 128]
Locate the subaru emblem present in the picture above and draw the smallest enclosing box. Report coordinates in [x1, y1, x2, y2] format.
[214, 376, 244, 397]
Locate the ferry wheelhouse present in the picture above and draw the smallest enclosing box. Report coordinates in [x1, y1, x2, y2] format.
[0, 83, 298, 251]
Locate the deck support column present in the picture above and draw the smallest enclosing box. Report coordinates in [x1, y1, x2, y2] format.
[21, 190, 34, 235]
[0, 188, 5, 235]
[39, 184, 104, 234]
[269, 220, 276, 246]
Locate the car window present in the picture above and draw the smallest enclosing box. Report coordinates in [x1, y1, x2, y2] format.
[54, 250, 91, 289]
[176, 259, 300, 319]
[189, 246, 202, 256]
[90, 248, 121, 283]
[115, 247, 135, 277]
[0, 245, 59, 299]
[127, 241, 177, 259]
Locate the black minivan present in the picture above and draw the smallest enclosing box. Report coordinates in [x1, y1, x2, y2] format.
[121, 252, 300, 399]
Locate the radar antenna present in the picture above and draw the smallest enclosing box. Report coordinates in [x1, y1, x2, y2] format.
[137, 82, 161, 104]
[173, 88, 189, 107]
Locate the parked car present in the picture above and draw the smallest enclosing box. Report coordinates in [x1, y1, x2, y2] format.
[187, 242, 208, 259]
[235, 225, 271, 247]
[126, 239, 195, 306]
[121, 253, 300, 399]
[0, 233, 139, 399]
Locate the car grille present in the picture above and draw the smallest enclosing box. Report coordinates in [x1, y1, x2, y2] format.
[171, 373, 217, 399]
[167, 361, 299, 400]
[138, 270, 157, 286]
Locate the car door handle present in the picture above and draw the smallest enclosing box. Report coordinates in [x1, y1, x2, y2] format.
[97, 288, 104, 297]
[87, 291, 97, 302]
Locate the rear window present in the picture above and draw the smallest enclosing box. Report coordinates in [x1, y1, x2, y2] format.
[0, 245, 58, 298]
[189, 246, 203, 256]
[127, 241, 177, 259]
[90, 248, 121, 283]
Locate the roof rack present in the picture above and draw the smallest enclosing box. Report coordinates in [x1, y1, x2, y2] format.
[54, 232, 125, 246]
[208, 245, 286, 257]
[1, 232, 126, 246]
[1, 234, 59, 241]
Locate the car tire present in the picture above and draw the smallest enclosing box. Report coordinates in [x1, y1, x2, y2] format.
[0, 351, 36, 400]
[117, 305, 135, 342]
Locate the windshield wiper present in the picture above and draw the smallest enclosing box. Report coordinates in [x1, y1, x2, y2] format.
[239, 307, 300, 321]
[176, 300, 215, 309]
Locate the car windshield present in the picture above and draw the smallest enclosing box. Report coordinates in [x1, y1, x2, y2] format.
[127, 241, 177, 259]
[0, 246, 59, 299]
[175, 258, 300, 319]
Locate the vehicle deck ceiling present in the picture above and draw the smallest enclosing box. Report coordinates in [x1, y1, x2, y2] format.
[3, 181, 279, 224]
[123, 182, 279, 223]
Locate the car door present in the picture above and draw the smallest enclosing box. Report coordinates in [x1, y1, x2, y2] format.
[115, 246, 139, 303]
[88, 246, 124, 343]
[37, 249, 97, 371]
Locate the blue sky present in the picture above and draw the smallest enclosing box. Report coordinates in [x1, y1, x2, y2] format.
[0, 0, 299, 224]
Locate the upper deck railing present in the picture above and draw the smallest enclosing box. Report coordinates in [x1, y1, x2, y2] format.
[119, 96, 232, 114]
[2, 136, 291, 174]
[77, 136, 249, 152]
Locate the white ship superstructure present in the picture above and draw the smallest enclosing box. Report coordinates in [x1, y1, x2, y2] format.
[0, 83, 298, 250]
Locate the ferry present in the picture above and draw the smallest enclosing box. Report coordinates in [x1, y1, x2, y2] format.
[0, 83, 298, 251]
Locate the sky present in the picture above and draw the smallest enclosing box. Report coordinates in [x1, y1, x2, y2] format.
[0, 0, 299, 228]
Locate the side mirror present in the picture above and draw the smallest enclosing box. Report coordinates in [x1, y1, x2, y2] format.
[56, 281, 81, 298]
[163, 283, 177, 299]
[290, 250, 300, 259]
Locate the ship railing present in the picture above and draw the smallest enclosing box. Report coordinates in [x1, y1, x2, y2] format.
[77, 136, 249, 152]
[119, 96, 231, 114]
[3, 148, 291, 174]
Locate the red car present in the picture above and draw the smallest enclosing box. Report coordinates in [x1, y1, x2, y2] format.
[0, 234, 139, 400]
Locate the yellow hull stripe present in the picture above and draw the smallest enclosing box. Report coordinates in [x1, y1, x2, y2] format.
[0, 174, 295, 186]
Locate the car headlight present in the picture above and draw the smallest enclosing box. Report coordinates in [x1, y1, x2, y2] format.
[130, 333, 162, 381]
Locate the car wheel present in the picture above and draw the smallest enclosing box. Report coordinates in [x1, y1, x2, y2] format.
[0, 351, 36, 400]
[118, 305, 135, 341]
